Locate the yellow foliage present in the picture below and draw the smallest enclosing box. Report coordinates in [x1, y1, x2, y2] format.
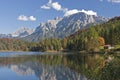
[99, 37, 105, 46]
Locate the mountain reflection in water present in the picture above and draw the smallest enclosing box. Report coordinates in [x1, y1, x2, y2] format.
[0, 52, 119, 80]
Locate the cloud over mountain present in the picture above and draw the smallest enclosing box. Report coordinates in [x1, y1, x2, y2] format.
[41, 0, 97, 17]
[64, 9, 97, 16]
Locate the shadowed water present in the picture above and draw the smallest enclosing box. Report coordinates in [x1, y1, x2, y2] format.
[0, 52, 119, 80]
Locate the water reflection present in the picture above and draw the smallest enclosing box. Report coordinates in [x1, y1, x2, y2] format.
[0, 52, 119, 80]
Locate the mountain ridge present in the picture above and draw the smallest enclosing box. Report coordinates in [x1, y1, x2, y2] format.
[23, 12, 107, 42]
[12, 27, 34, 38]
[0, 27, 34, 38]
[0, 12, 108, 41]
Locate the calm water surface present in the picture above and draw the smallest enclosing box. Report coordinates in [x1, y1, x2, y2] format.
[0, 52, 119, 80]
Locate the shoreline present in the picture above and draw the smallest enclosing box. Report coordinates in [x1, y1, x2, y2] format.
[0, 49, 120, 55]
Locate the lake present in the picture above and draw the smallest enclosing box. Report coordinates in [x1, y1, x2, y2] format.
[0, 52, 119, 80]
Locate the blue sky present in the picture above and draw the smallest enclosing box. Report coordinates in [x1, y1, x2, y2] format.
[0, 0, 120, 34]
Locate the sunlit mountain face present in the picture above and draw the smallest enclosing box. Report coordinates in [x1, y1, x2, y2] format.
[0, 12, 108, 41]
[23, 12, 107, 42]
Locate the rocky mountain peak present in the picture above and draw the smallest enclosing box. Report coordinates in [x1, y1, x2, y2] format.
[12, 27, 34, 37]
[23, 12, 107, 42]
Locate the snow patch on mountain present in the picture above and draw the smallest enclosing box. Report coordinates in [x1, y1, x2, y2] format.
[12, 27, 34, 37]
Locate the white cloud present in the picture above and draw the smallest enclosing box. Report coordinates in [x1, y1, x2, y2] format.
[41, 0, 97, 17]
[64, 9, 97, 16]
[18, 15, 36, 21]
[108, 0, 120, 3]
[41, 5, 50, 9]
[29, 16, 36, 21]
[41, 0, 67, 11]
[18, 15, 28, 21]
[61, 8, 68, 12]
[51, 2, 61, 11]
[64, 9, 80, 16]
[80, 9, 97, 16]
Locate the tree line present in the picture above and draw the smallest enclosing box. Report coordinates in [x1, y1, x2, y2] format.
[34, 17, 120, 52]
[0, 17, 120, 52]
